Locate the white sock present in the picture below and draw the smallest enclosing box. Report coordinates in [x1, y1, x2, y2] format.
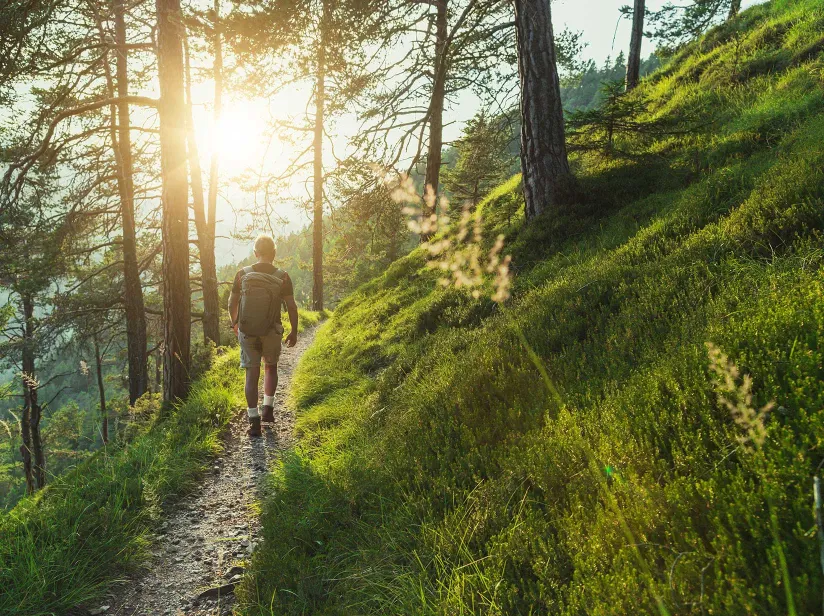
[247, 407, 259, 419]
[263, 394, 275, 407]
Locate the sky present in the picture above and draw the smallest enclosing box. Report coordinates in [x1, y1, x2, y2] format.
[194, 0, 765, 266]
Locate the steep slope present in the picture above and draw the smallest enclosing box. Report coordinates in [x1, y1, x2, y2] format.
[242, 2, 824, 614]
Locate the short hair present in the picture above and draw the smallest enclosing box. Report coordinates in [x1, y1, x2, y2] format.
[254, 235, 276, 260]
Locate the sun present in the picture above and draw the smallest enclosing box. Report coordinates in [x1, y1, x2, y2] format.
[197, 99, 270, 176]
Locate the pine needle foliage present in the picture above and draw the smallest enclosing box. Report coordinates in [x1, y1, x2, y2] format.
[566, 79, 666, 154]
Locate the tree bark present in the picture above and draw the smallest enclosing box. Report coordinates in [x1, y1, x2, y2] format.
[21, 294, 45, 490]
[422, 0, 448, 241]
[155, 349, 162, 392]
[514, 0, 574, 220]
[727, 0, 741, 20]
[114, 0, 149, 404]
[19, 297, 34, 494]
[312, 1, 328, 312]
[157, 0, 192, 405]
[626, 0, 645, 91]
[94, 337, 108, 444]
[183, 33, 220, 345]
[205, 0, 223, 341]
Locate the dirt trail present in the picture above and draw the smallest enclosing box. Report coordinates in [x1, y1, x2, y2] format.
[99, 328, 316, 616]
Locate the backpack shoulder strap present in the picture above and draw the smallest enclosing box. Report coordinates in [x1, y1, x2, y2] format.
[242, 265, 255, 276]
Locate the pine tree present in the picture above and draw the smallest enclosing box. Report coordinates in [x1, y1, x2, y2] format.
[229, 0, 382, 311]
[353, 0, 517, 230]
[514, 0, 574, 219]
[624, 0, 646, 90]
[157, 0, 193, 404]
[567, 80, 652, 153]
[650, 0, 743, 44]
[443, 112, 514, 209]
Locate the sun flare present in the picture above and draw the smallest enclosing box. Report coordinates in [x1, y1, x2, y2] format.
[198, 100, 271, 176]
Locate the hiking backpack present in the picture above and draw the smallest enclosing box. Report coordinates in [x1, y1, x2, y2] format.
[238, 265, 286, 337]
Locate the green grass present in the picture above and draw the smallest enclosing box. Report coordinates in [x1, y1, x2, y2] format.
[0, 308, 326, 614]
[241, 2, 824, 614]
[0, 350, 244, 615]
[292, 307, 330, 332]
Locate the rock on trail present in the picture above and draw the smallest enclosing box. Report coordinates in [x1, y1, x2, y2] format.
[100, 328, 316, 616]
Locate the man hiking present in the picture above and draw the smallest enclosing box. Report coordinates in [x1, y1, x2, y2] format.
[228, 235, 299, 437]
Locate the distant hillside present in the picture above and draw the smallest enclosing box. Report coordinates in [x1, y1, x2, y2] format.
[241, 1, 824, 614]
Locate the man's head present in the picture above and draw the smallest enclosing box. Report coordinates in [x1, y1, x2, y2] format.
[254, 235, 276, 263]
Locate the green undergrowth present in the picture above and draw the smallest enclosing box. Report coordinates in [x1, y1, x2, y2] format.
[241, 2, 824, 614]
[292, 307, 329, 332]
[0, 349, 244, 615]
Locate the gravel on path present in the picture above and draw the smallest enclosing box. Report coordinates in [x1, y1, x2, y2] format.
[97, 328, 316, 616]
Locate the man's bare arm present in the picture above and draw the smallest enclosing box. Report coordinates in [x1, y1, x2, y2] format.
[284, 296, 299, 347]
[228, 291, 240, 331]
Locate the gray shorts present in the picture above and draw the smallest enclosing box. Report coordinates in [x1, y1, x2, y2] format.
[239, 325, 283, 368]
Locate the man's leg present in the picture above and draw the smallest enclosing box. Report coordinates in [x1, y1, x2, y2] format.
[261, 363, 278, 422]
[260, 328, 283, 423]
[239, 331, 263, 436]
[245, 366, 261, 408]
[264, 364, 278, 397]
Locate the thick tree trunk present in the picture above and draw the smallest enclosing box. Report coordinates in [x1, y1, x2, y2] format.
[157, 0, 192, 404]
[312, 2, 327, 312]
[727, 0, 741, 19]
[626, 0, 645, 91]
[21, 294, 45, 490]
[114, 0, 149, 404]
[514, 0, 574, 220]
[94, 337, 108, 444]
[183, 34, 220, 345]
[422, 0, 448, 241]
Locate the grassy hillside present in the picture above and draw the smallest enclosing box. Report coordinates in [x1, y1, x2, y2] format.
[0, 350, 244, 614]
[241, 1, 824, 614]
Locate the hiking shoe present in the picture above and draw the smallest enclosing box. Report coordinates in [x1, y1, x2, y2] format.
[247, 417, 262, 437]
[261, 404, 275, 423]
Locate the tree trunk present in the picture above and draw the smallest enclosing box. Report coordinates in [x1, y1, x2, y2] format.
[94, 337, 108, 444]
[19, 297, 34, 494]
[387, 221, 400, 262]
[155, 349, 162, 392]
[19, 409, 33, 493]
[114, 0, 149, 404]
[514, 0, 574, 220]
[727, 0, 741, 20]
[157, 0, 192, 405]
[312, 1, 327, 312]
[183, 33, 220, 345]
[422, 0, 448, 241]
[625, 0, 645, 91]
[205, 0, 223, 341]
[21, 294, 45, 490]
